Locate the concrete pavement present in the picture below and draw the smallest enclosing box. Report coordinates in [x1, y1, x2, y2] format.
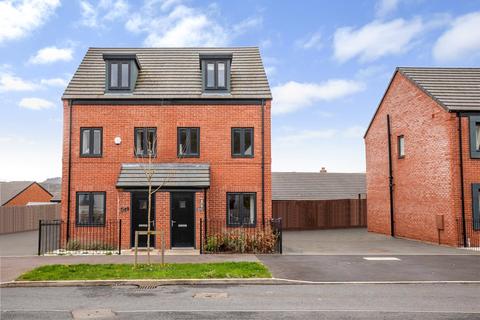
[0, 230, 38, 256]
[2, 284, 479, 319]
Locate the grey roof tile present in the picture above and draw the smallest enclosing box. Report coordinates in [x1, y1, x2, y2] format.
[63, 47, 271, 100]
[272, 172, 366, 201]
[0, 181, 34, 206]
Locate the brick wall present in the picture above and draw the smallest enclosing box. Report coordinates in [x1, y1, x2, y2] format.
[365, 72, 460, 245]
[61, 101, 272, 249]
[3, 183, 53, 207]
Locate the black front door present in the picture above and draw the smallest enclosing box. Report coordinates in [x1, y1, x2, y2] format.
[131, 192, 155, 248]
[171, 192, 195, 247]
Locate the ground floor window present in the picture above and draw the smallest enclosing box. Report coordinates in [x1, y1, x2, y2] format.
[473, 184, 480, 230]
[227, 192, 256, 227]
[76, 192, 106, 226]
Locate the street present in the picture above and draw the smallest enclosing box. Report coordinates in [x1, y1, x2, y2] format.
[2, 283, 480, 319]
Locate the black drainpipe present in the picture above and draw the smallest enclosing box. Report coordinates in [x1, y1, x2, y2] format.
[387, 114, 395, 237]
[66, 100, 73, 241]
[261, 99, 265, 228]
[203, 188, 207, 244]
[457, 112, 467, 246]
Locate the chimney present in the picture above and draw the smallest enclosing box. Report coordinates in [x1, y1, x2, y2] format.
[320, 167, 327, 173]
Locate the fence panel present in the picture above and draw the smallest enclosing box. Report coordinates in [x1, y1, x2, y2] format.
[0, 204, 60, 234]
[272, 199, 367, 230]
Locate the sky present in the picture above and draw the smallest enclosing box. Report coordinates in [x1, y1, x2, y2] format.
[1, 0, 480, 181]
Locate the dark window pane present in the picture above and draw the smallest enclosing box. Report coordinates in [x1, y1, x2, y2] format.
[146, 129, 156, 156]
[92, 194, 105, 225]
[217, 62, 225, 87]
[228, 194, 241, 225]
[93, 130, 101, 155]
[233, 130, 241, 155]
[476, 123, 480, 151]
[206, 63, 215, 88]
[82, 130, 90, 154]
[121, 63, 129, 87]
[244, 129, 252, 156]
[78, 193, 90, 225]
[190, 129, 198, 154]
[135, 129, 144, 156]
[179, 129, 187, 155]
[110, 63, 118, 87]
[242, 194, 255, 225]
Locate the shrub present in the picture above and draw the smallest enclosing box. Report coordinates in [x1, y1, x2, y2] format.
[65, 239, 114, 251]
[204, 229, 278, 253]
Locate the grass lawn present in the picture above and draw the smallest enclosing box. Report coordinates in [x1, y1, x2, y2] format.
[17, 262, 271, 281]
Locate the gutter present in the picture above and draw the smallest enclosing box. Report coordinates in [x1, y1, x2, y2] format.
[457, 112, 467, 246]
[66, 100, 73, 241]
[261, 99, 265, 228]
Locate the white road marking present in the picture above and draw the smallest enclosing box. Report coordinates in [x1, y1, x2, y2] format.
[363, 257, 400, 261]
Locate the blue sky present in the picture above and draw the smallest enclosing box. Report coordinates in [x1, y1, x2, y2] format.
[1, 0, 480, 181]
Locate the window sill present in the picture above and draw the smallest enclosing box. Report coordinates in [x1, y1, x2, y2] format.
[75, 224, 106, 227]
[80, 155, 103, 158]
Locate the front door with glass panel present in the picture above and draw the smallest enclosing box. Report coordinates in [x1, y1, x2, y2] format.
[131, 192, 155, 248]
[171, 192, 195, 247]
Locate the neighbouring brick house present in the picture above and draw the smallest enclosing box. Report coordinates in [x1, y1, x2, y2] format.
[61, 47, 272, 250]
[0, 181, 53, 207]
[365, 67, 480, 247]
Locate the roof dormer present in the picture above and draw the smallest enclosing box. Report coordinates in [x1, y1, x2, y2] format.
[102, 53, 141, 93]
[200, 53, 232, 94]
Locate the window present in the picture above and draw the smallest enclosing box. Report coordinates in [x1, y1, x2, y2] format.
[473, 184, 480, 231]
[80, 128, 102, 157]
[135, 128, 157, 157]
[227, 193, 256, 227]
[76, 192, 106, 226]
[470, 116, 480, 158]
[397, 135, 405, 159]
[178, 128, 199, 157]
[108, 61, 130, 90]
[232, 128, 253, 157]
[203, 59, 229, 91]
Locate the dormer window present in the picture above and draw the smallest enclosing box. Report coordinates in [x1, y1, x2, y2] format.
[201, 54, 231, 93]
[103, 53, 141, 93]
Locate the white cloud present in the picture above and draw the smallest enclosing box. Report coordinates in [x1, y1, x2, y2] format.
[433, 11, 480, 62]
[40, 77, 69, 87]
[297, 32, 322, 50]
[232, 16, 263, 36]
[277, 129, 337, 144]
[0, 73, 39, 92]
[343, 126, 365, 138]
[80, 0, 129, 28]
[28, 46, 73, 64]
[375, 0, 400, 17]
[272, 80, 365, 115]
[19, 98, 55, 110]
[333, 18, 424, 63]
[0, 0, 60, 44]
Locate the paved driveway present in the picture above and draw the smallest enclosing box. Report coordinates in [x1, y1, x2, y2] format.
[0, 231, 38, 257]
[282, 228, 478, 255]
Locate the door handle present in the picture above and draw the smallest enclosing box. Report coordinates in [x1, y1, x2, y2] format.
[150, 220, 155, 227]
[171, 220, 176, 227]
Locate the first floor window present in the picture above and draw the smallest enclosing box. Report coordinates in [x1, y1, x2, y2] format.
[473, 184, 480, 230]
[178, 127, 199, 157]
[470, 116, 480, 158]
[80, 128, 102, 157]
[227, 193, 256, 227]
[232, 128, 254, 157]
[76, 192, 106, 226]
[135, 127, 156, 157]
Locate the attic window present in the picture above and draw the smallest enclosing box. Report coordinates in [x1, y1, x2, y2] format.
[108, 61, 130, 90]
[201, 55, 231, 92]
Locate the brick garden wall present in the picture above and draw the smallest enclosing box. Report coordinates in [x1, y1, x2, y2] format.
[61, 101, 272, 249]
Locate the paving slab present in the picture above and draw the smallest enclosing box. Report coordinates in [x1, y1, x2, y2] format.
[0, 231, 38, 256]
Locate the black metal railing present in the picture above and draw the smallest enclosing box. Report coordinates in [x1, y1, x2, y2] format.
[200, 218, 282, 254]
[457, 218, 480, 251]
[38, 219, 122, 255]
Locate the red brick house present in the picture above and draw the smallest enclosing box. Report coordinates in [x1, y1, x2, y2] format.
[0, 181, 53, 207]
[60, 47, 272, 250]
[365, 67, 479, 247]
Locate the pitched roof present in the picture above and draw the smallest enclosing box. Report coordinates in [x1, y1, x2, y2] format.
[398, 67, 480, 112]
[0, 181, 34, 206]
[272, 172, 366, 201]
[63, 47, 271, 100]
[117, 163, 210, 188]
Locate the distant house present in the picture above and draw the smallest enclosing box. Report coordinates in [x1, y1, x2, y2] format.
[365, 67, 480, 247]
[0, 181, 53, 207]
[272, 171, 366, 230]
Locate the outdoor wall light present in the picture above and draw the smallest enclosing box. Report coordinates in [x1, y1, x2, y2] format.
[114, 136, 122, 145]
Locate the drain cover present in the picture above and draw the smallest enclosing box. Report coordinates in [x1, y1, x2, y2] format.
[193, 292, 228, 299]
[136, 283, 158, 290]
[72, 308, 116, 319]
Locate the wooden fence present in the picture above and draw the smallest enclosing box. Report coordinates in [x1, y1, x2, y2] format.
[272, 199, 367, 230]
[0, 204, 61, 234]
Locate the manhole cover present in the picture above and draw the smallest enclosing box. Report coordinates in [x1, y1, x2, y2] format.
[72, 308, 116, 319]
[193, 292, 228, 299]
